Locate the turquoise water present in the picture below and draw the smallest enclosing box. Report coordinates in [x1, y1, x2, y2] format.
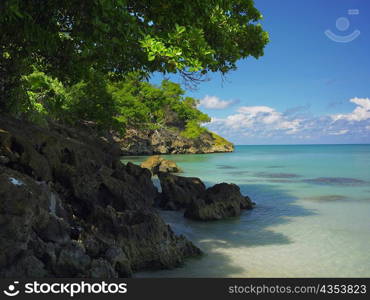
[123, 145, 370, 277]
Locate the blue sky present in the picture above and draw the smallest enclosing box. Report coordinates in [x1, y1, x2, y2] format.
[152, 0, 370, 144]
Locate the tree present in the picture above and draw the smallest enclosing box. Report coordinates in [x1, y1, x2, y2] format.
[0, 0, 268, 112]
[20, 69, 212, 137]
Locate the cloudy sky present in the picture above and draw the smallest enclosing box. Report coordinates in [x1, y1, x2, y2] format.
[154, 0, 370, 144]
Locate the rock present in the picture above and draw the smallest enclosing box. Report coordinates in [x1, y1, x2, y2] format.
[158, 159, 183, 173]
[140, 155, 162, 172]
[30, 238, 58, 273]
[36, 214, 71, 244]
[157, 172, 254, 220]
[105, 246, 132, 277]
[0, 155, 10, 164]
[0, 167, 50, 269]
[116, 127, 234, 155]
[184, 183, 254, 221]
[83, 237, 102, 259]
[158, 172, 206, 210]
[0, 115, 202, 278]
[91, 206, 201, 271]
[0, 254, 48, 278]
[55, 242, 91, 277]
[140, 155, 182, 175]
[113, 161, 158, 208]
[89, 258, 118, 278]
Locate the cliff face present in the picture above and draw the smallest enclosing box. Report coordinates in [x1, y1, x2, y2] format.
[0, 116, 200, 278]
[114, 127, 234, 155]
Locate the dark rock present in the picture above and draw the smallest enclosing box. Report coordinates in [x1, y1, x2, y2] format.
[158, 172, 206, 210]
[158, 173, 254, 221]
[83, 237, 102, 259]
[89, 258, 118, 278]
[0, 116, 201, 278]
[0, 155, 10, 165]
[184, 183, 254, 221]
[36, 214, 71, 244]
[105, 246, 132, 277]
[91, 206, 201, 272]
[1, 254, 48, 278]
[30, 238, 58, 273]
[55, 242, 91, 277]
[0, 167, 50, 269]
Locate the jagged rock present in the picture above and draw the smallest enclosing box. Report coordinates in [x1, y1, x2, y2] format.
[83, 237, 102, 259]
[157, 173, 254, 220]
[140, 155, 182, 175]
[116, 127, 234, 155]
[105, 246, 132, 277]
[0, 254, 48, 278]
[0, 155, 9, 164]
[35, 211, 71, 244]
[89, 258, 118, 278]
[55, 242, 91, 277]
[90, 206, 201, 272]
[184, 183, 254, 221]
[0, 167, 50, 269]
[158, 172, 206, 210]
[0, 115, 201, 278]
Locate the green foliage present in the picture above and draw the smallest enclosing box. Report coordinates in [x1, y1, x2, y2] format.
[64, 71, 118, 129]
[20, 70, 211, 136]
[181, 120, 208, 139]
[22, 70, 67, 119]
[0, 0, 268, 111]
[209, 131, 234, 147]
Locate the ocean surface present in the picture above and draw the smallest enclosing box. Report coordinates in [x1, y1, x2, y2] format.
[122, 145, 370, 277]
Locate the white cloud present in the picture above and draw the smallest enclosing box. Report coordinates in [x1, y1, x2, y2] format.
[222, 114, 254, 129]
[329, 129, 349, 135]
[209, 105, 302, 134]
[207, 97, 370, 144]
[237, 106, 275, 115]
[331, 97, 370, 122]
[199, 95, 234, 109]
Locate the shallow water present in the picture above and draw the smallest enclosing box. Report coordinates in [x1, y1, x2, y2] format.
[122, 145, 370, 277]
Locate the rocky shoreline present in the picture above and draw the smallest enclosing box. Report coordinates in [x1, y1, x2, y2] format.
[114, 127, 234, 155]
[0, 116, 252, 278]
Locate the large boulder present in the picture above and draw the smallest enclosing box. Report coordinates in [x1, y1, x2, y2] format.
[90, 206, 201, 271]
[140, 155, 182, 175]
[184, 183, 254, 221]
[158, 172, 206, 210]
[157, 173, 254, 220]
[0, 167, 51, 272]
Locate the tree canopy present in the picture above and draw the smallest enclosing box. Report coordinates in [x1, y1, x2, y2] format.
[1, 0, 268, 111]
[20, 69, 211, 138]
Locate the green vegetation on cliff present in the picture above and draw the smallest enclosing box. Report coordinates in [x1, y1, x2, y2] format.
[209, 131, 234, 148]
[21, 70, 211, 138]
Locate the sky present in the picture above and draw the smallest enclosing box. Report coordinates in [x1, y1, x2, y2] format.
[152, 0, 370, 145]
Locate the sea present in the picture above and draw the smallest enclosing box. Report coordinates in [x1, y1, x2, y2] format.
[122, 144, 370, 277]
